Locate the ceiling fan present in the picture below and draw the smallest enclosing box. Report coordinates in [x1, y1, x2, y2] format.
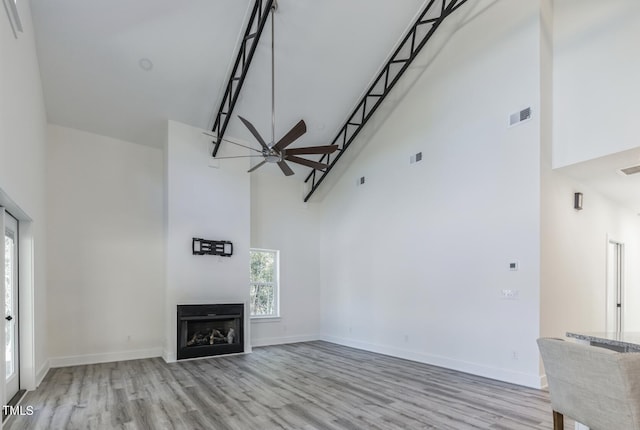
[208, 1, 338, 176]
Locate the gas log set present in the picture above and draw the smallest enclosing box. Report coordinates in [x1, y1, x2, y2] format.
[186, 327, 236, 346]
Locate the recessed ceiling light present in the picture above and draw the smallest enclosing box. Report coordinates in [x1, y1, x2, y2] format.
[138, 58, 153, 71]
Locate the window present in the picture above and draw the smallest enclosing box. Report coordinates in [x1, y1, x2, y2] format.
[249, 249, 279, 318]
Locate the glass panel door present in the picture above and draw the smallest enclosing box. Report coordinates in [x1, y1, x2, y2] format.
[4, 212, 19, 400]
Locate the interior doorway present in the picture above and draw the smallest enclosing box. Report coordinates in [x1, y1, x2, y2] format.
[4, 211, 20, 401]
[606, 240, 624, 334]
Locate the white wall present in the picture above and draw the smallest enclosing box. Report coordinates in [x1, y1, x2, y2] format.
[553, 0, 640, 167]
[540, 170, 640, 338]
[0, 0, 48, 395]
[319, 0, 543, 387]
[541, 0, 640, 342]
[164, 121, 250, 361]
[250, 172, 321, 346]
[46, 125, 164, 366]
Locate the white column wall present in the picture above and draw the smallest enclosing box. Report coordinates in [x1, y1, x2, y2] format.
[164, 121, 251, 361]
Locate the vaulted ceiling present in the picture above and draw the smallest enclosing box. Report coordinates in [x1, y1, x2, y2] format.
[31, 0, 427, 150]
[29, 1, 640, 212]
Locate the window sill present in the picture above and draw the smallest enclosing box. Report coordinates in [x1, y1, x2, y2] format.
[250, 316, 281, 323]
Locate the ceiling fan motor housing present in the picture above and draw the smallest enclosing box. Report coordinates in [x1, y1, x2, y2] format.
[264, 149, 282, 163]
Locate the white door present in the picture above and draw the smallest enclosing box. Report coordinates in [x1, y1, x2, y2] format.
[4, 212, 19, 400]
[606, 240, 623, 334]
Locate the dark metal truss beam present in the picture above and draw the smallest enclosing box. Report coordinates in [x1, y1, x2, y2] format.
[211, 0, 275, 157]
[303, 0, 469, 202]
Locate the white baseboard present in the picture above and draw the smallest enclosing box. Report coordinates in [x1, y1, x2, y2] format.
[321, 335, 541, 389]
[49, 348, 163, 368]
[163, 348, 176, 364]
[36, 359, 50, 387]
[251, 334, 320, 348]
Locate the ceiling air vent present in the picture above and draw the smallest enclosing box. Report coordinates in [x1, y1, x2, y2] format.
[620, 165, 640, 176]
[509, 107, 532, 127]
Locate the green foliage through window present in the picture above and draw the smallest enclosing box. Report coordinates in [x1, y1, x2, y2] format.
[250, 249, 278, 317]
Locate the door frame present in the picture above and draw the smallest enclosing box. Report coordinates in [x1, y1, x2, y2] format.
[0, 189, 37, 409]
[4, 210, 20, 401]
[606, 236, 625, 334]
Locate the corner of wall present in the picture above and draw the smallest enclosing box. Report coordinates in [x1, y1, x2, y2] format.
[36, 359, 50, 388]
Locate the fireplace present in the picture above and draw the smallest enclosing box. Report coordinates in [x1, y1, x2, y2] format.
[177, 304, 244, 360]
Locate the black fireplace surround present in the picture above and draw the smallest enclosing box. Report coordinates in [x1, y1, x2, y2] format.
[177, 304, 244, 360]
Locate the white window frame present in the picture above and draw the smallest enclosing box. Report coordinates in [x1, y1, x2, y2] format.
[249, 248, 280, 319]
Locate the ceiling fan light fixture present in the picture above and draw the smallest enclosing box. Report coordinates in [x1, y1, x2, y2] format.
[265, 154, 281, 163]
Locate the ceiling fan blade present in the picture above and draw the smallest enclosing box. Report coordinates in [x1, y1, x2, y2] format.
[213, 155, 264, 159]
[285, 145, 339, 155]
[273, 120, 307, 151]
[238, 116, 269, 151]
[248, 160, 267, 173]
[202, 132, 262, 153]
[285, 155, 328, 171]
[277, 161, 295, 176]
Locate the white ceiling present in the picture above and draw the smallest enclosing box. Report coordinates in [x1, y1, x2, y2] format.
[30, 1, 640, 213]
[30, 0, 426, 150]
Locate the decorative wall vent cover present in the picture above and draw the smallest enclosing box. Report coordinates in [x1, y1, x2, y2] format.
[509, 107, 532, 127]
[620, 165, 640, 176]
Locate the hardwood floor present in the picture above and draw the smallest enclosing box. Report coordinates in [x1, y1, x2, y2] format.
[5, 341, 572, 429]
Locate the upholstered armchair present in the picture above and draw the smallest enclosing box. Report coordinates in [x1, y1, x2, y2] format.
[537, 337, 640, 430]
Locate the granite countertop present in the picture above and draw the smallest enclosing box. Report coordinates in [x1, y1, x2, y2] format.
[566, 332, 640, 352]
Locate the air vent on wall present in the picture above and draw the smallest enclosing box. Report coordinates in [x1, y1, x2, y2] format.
[509, 107, 531, 127]
[410, 152, 423, 164]
[619, 165, 640, 176]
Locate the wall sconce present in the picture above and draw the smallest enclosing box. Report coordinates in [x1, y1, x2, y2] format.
[574, 192, 583, 211]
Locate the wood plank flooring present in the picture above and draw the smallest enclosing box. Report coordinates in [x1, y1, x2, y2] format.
[5, 341, 572, 429]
